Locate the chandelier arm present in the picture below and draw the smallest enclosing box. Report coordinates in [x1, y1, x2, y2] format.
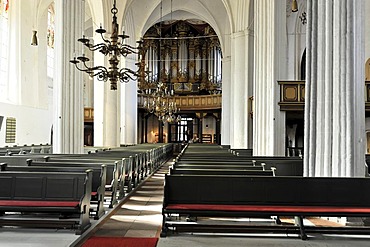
[120, 67, 138, 75]
[89, 65, 109, 74]
[117, 48, 137, 57]
[91, 70, 109, 82]
[81, 60, 109, 74]
[72, 63, 91, 73]
[86, 43, 109, 52]
[99, 32, 112, 46]
[121, 44, 139, 52]
[120, 71, 137, 82]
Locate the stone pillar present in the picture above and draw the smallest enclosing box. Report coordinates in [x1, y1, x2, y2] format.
[304, 0, 365, 177]
[104, 83, 120, 147]
[93, 74, 120, 148]
[53, 0, 84, 153]
[230, 31, 253, 149]
[253, 0, 287, 156]
[120, 57, 138, 145]
[221, 56, 231, 146]
[92, 36, 121, 148]
[93, 50, 105, 147]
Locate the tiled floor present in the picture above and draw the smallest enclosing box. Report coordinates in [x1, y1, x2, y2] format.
[1, 158, 370, 247]
[90, 172, 166, 239]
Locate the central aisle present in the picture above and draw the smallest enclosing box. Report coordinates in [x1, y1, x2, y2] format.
[78, 157, 171, 246]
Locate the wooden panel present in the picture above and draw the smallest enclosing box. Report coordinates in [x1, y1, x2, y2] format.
[84, 108, 94, 122]
[366, 81, 370, 111]
[138, 94, 222, 111]
[278, 81, 305, 111]
[283, 86, 298, 101]
[300, 86, 305, 101]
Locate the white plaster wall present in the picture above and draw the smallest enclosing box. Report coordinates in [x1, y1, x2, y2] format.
[0, 0, 53, 148]
[286, 0, 307, 80]
[0, 102, 52, 146]
[202, 116, 216, 142]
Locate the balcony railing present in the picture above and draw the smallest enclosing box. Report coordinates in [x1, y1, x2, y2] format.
[137, 94, 222, 111]
[84, 95, 221, 122]
[366, 81, 370, 111]
[84, 107, 94, 122]
[278, 80, 305, 111]
[279, 81, 370, 111]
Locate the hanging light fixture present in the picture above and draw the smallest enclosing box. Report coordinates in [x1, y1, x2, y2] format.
[140, 0, 180, 123]
[144, 82, 181, 123]
[70, 0, 143, 90]
[292, 0, 298, 12]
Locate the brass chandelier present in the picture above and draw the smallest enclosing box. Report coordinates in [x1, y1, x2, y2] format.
[70, 0, 142, 90]
[144, 82, 181, 123]
[141, 0, 181, 123]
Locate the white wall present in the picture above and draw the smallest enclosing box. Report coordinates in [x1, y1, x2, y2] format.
[286, 0, 307, 80]
[0, 102, 52, 146]
[202, 116, 216, 143]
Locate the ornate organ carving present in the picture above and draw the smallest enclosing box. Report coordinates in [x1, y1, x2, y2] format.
[138, 20, 222, 95]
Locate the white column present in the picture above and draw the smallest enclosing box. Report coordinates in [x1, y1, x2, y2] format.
[53, 0, 84, 154]
[92, 44, 121, 148]
[253, 0, 287, 156]
[304, 0, 365, 177]
[7, 0, 21, 104]
[221, 56, 231, 146]
[93, 50, 104, 147]
[121, 57, 138, 145]
[104, 83, 120, 147]
[230, 30, 253, 149]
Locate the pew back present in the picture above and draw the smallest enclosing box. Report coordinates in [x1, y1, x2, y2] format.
[164, 175, 370, 209]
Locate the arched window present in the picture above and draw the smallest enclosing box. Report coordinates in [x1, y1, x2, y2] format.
[0, 0, 9, 99]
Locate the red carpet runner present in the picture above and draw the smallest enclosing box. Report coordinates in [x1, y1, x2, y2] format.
[82, 237, 158, 247]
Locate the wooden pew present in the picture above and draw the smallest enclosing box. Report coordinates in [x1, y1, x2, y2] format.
[27, 159, 121, 208]
[0, 154, 88, 166]
[175, 159, 303, 176]
[0, 163, 106, 220]
[0, 170, 92, 234]
[172, 163, 265, 170]
[169, 168, 275, 176]
[88, 152, 142, 189]
[230, 149, 253, 156]
[161, 175, 370, 240]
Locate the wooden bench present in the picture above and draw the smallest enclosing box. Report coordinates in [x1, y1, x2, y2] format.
[0, 163, 106, 220]
[27, 159, 120, 208]
[169, 168, 275, 176]
[161, 175, 370, 240]
[0, 170, 92, 234]
[172, 162, 264, 170]
[88, 152, 142, 190]
[175, 159, 303, 176]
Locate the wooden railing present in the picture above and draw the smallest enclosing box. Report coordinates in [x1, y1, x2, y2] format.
[84, 94, 222, 122]
[279, 81, 370, 111]
[84, 107, 94, 122]
[366, 81, 370, 111]
[278, 80, 305, 111]
[137, 94, 222, 110]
